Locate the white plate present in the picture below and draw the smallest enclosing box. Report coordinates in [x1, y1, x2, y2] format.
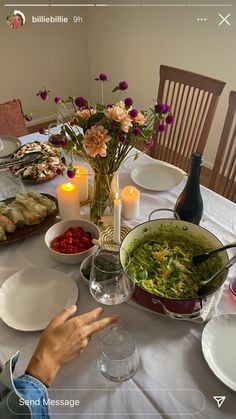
[130, 162, 185, 191]
[0, 268, 78, 331]
[202, 314, 236, 391]
[0, 136, 21, 158]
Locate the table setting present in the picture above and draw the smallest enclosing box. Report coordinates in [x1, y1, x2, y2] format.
[0, 74, 236, 418]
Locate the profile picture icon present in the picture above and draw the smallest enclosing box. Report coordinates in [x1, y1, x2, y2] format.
[7, 10, 25, 29]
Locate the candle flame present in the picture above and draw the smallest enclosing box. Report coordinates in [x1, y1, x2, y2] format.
[129, 187, 134, 195]
[61, 182, 76, 192]
[115, 192, 119, 199]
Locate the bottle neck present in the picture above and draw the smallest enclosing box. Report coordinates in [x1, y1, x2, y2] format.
[188, 160, 202, 183]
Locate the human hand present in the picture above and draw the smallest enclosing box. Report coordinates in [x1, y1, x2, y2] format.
[26, 305, 117, 386]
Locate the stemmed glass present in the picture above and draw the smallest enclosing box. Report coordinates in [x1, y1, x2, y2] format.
[89, 247, 139, 381]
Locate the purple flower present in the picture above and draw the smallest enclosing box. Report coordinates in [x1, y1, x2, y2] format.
[59, 138, 68, 147]
[99, 73, 108, 81]
[54, 96, 61, 104]
[166, 114, 174, 125]
[158, 123, 167, 132]
[144, 137, 154, 149]
[107, 103, 113, 108]
[124, 97, 133, 107]
[119, 134, 127, 143]
[24, 113, 32, 122]
[111, 121, 118, 129]
[119, 81, 128, 91]
[75, 96, 85, 108]
[37, 89, 49, 100]
[129, 108, 138, 119]
[133, 127, 141, 136]
[67, 168, 76, 179]
[39, 127, 46, 135]
[155, 103, 165, 113]
[55, 167, 62, 175]
[162, 104, 170, 114]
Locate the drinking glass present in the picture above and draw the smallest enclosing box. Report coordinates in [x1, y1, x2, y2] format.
[48, 123, 68, 148]
[90, 247, 134, 305]
[89, 247, 139, 381]
[57, 102, 74, 125]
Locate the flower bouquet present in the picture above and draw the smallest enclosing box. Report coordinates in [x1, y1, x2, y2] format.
[37, 74, 174, 224]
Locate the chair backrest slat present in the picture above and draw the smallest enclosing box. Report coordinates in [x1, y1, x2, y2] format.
[150, 65, 226, 171]
[209, 90, 236, 202]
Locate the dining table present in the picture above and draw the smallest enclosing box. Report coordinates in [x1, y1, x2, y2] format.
[0, 131, 236, 419]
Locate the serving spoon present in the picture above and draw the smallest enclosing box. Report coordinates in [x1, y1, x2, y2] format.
[0, 152, 43, 170]
[193, 242, 236, 265]
[198, 255, 236, 288]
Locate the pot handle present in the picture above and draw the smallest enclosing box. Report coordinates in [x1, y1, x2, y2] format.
[148, 208, 180, 222]
[151, 298, 203, 320]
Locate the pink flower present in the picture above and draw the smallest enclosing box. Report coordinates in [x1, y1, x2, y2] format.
[54, 96, 61, 104]
[24, 113, 33, 122]
[144, 137, 154, 149]
[82, 126, 110, 158]
[39, 128, 46, 135]
[37, 89, 50, 101]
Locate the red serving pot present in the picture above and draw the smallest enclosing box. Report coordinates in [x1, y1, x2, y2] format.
[121, 217, 229, 320]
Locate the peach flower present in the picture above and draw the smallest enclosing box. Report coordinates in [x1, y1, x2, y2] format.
[133, 112, 145, 126]
[106, 102, 132, 133]
[82, 125, 110, 157]
[76, 108, 96, 120]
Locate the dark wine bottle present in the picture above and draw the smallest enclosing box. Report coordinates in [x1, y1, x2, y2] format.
[174, 153, 203, 225]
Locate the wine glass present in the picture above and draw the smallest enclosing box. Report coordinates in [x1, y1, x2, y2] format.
[89, 247, 139, 381]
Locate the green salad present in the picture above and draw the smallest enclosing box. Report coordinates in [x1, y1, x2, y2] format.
[128, 234, 223, 299]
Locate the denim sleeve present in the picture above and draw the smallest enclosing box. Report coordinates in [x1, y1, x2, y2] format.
[0, 352, 50, 418]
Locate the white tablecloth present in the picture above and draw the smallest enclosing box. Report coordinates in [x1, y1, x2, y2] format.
[0, 132, 236, 418]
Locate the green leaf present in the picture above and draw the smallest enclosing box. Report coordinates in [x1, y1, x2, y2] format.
[64, 125, 76, 141]
[112, 86, 120, 93]
[96, 103, 105, 112]
[134, 151, 139, 161]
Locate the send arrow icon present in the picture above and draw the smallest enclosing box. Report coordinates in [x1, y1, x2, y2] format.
[213, 396, 226, 408]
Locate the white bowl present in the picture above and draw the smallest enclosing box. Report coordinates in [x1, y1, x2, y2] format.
[80, 254, 93, 286]
[45, 219, 100, 264]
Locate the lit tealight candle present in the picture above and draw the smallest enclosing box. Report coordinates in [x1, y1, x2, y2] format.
[121, 186, 140, 220]
[113, 192, 121, 244]
[71, 166, 88, 202]
[57, 182, 81, 220]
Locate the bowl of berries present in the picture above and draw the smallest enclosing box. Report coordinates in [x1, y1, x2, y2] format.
[44, 219, 100, 264]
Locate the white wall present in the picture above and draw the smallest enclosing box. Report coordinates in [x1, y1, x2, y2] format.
[0, 5, 89, 124]
[86, 2, 235, 168]
[1, 1, 235, 167]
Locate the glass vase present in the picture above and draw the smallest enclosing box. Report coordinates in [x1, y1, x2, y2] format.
[90, 171, 119, 225]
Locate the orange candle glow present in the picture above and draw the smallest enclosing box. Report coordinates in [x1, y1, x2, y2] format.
[71, 166, 88, 202]
[57, 182, 81, 220]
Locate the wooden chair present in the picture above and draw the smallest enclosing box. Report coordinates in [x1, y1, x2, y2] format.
[209, 91, 236, 202]
[150, 65, 226, 172]
[0, 99, 28, 137]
